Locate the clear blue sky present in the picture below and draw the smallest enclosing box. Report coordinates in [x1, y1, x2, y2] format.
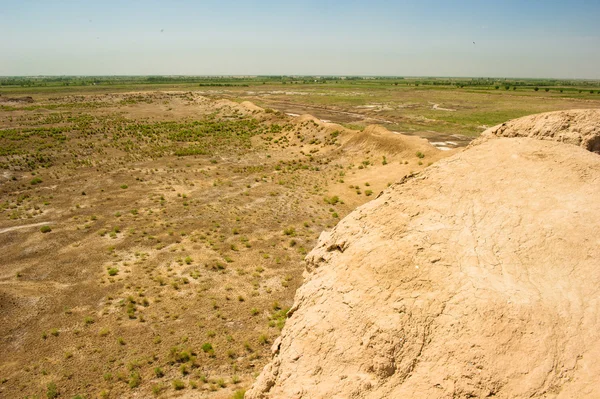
[1, 0, 599, 78]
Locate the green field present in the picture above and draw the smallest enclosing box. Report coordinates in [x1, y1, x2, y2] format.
[3, 76, 599, 138]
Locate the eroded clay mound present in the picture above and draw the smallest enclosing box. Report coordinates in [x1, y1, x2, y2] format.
[247, 136, 600, 398]
[475, 109, 600, 153]
[342, 125, 439, 156]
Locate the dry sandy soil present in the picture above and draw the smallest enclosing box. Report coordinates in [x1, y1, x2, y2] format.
[473, 108, 600, 153]
[247, 110, 600, 399]
[0, 92, 446, 398]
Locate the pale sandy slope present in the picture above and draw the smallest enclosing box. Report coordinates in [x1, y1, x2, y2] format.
[474, 108, 600, 153]
[247, 110, 600, 399]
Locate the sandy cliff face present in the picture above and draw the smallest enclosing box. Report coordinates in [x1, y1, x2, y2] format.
[247, 110, 600, 398]
[475, 108, 600, 153]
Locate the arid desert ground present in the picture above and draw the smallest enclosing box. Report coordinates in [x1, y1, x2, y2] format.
[1, 79, 599, 398]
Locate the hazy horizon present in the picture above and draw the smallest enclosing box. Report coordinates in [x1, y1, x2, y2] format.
[2, 0, 600, 79]
[3, 74, 600, 80]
